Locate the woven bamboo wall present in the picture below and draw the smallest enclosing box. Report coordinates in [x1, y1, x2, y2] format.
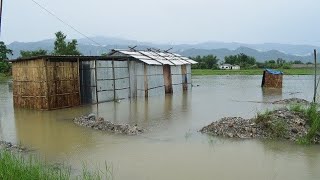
[12, 59, 48, 110]
[46, 60, 80, 109]
[262, 72, 283, 88]
[13, 58, 80, 110]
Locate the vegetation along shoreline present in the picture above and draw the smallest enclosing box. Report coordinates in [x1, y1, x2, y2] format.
[192, 68, 315, 76]
[200, 99, 320, 145]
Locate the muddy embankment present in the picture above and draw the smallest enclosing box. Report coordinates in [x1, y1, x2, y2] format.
[201, 98, 320, 144]
[74, 114, 144, 135]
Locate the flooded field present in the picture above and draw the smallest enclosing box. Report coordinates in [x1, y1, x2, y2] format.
[1, 75, 320, 180]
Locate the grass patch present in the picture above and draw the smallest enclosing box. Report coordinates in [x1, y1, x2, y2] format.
[80, 162, 114, 180]
[269, 119, 288, 138]
[192, 68, 315, 76]
[289, 103, 320, 145]
[0, 150, 71, 180]
[255, 110, 272, 125]
[0, 150, 113, 180]
[289, 103, 307, 114]
[255, 110, 288, 139]
[0, 73, 10, 81]
[303, 104, 320, 144]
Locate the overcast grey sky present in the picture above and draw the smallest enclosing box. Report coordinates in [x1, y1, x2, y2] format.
[1, 0, 320, 45]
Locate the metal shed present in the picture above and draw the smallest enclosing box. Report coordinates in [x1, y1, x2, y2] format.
[109, 49, 197, 97]
[10, 50, 197, 110]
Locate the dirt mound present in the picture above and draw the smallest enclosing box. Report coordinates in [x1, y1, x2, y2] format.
[74, 114, 144, 135]
[272, 98, 310, 105]
[200, 108, 320, 144]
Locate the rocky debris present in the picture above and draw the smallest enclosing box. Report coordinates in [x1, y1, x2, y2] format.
[200, 108, 320, 144]
[272, 98, 310, 105]
[74, 114, 144, 135]
[0, 141, 28, 152]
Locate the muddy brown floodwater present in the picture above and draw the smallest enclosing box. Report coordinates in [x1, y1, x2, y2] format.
[1, 75, 320, 180]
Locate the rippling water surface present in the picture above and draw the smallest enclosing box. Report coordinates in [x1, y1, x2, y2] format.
[0, 75, 320, 180]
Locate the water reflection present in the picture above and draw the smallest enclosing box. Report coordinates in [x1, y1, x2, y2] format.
[14, 107, 96, 155]
[261, 88, 283, 102]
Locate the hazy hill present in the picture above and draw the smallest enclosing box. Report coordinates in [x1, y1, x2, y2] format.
[7, 36, 317, 63]
[178, 47, 314, 62]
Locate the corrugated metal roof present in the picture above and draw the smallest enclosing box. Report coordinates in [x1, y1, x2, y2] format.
[113, 49, 198, 66]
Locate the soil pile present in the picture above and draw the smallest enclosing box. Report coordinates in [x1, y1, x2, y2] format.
[272, 98, 310, 105]
[200, 108, 320, 144]
[74, 114, 144, 135]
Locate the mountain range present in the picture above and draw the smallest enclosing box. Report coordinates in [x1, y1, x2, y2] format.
[7, 36, 319, 63]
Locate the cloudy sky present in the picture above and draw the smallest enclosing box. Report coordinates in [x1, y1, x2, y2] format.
[1, 0, 320, 45]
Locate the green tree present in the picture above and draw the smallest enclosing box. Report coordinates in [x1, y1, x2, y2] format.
[268, 60, 276, 64]
[20, 49, 48, 58]
[224, 53, 256, 69]
[276, 58, 286, 65]
[53, 31, 81, 55]
[0, 41, 13, 74]
[191, 55, 219, 69]
[293, 60, 303, 64]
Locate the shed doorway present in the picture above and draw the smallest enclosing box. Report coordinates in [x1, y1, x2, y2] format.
[163, 65, 173, 94]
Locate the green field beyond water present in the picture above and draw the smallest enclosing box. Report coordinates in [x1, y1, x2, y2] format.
[192, 68, 315, 75]
[0, 69, 316, 80]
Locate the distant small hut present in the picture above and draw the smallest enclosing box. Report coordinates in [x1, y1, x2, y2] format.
[261, 69, 283, 88]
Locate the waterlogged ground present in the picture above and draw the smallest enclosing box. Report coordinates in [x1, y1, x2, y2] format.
[1, 75, 320, 180]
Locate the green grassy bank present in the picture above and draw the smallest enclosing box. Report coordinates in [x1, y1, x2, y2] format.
[0, 150, 113, 180]
[192, 68, 315, 76]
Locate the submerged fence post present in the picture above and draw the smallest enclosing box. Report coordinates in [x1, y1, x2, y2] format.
[314, 49, 317, 103]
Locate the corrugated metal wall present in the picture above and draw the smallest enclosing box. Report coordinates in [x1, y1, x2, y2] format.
[146, 65, 165, 97]
[96, 61, 114, 102]
[113, 61, 130, 100]
[185, 64, 192, 90]
[80, 60, 191, 104]
[170, 65, 183, 93]
[129, 62, 165, 98]
[80, 60, 130, 104]
[134, 62, 146, 97]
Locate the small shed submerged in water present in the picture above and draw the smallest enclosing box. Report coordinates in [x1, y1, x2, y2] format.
[261, 69, 283, 88]
[10, 50, 197, 110]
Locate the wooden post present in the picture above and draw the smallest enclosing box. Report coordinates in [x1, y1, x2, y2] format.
[314, 49, 317, 103]
[144, 64, 148, 97]
[95, 59, 98, 104]
[112, 58, 116, 101]
[127, 58, 131, 99]
[77, 58, 81, 105]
